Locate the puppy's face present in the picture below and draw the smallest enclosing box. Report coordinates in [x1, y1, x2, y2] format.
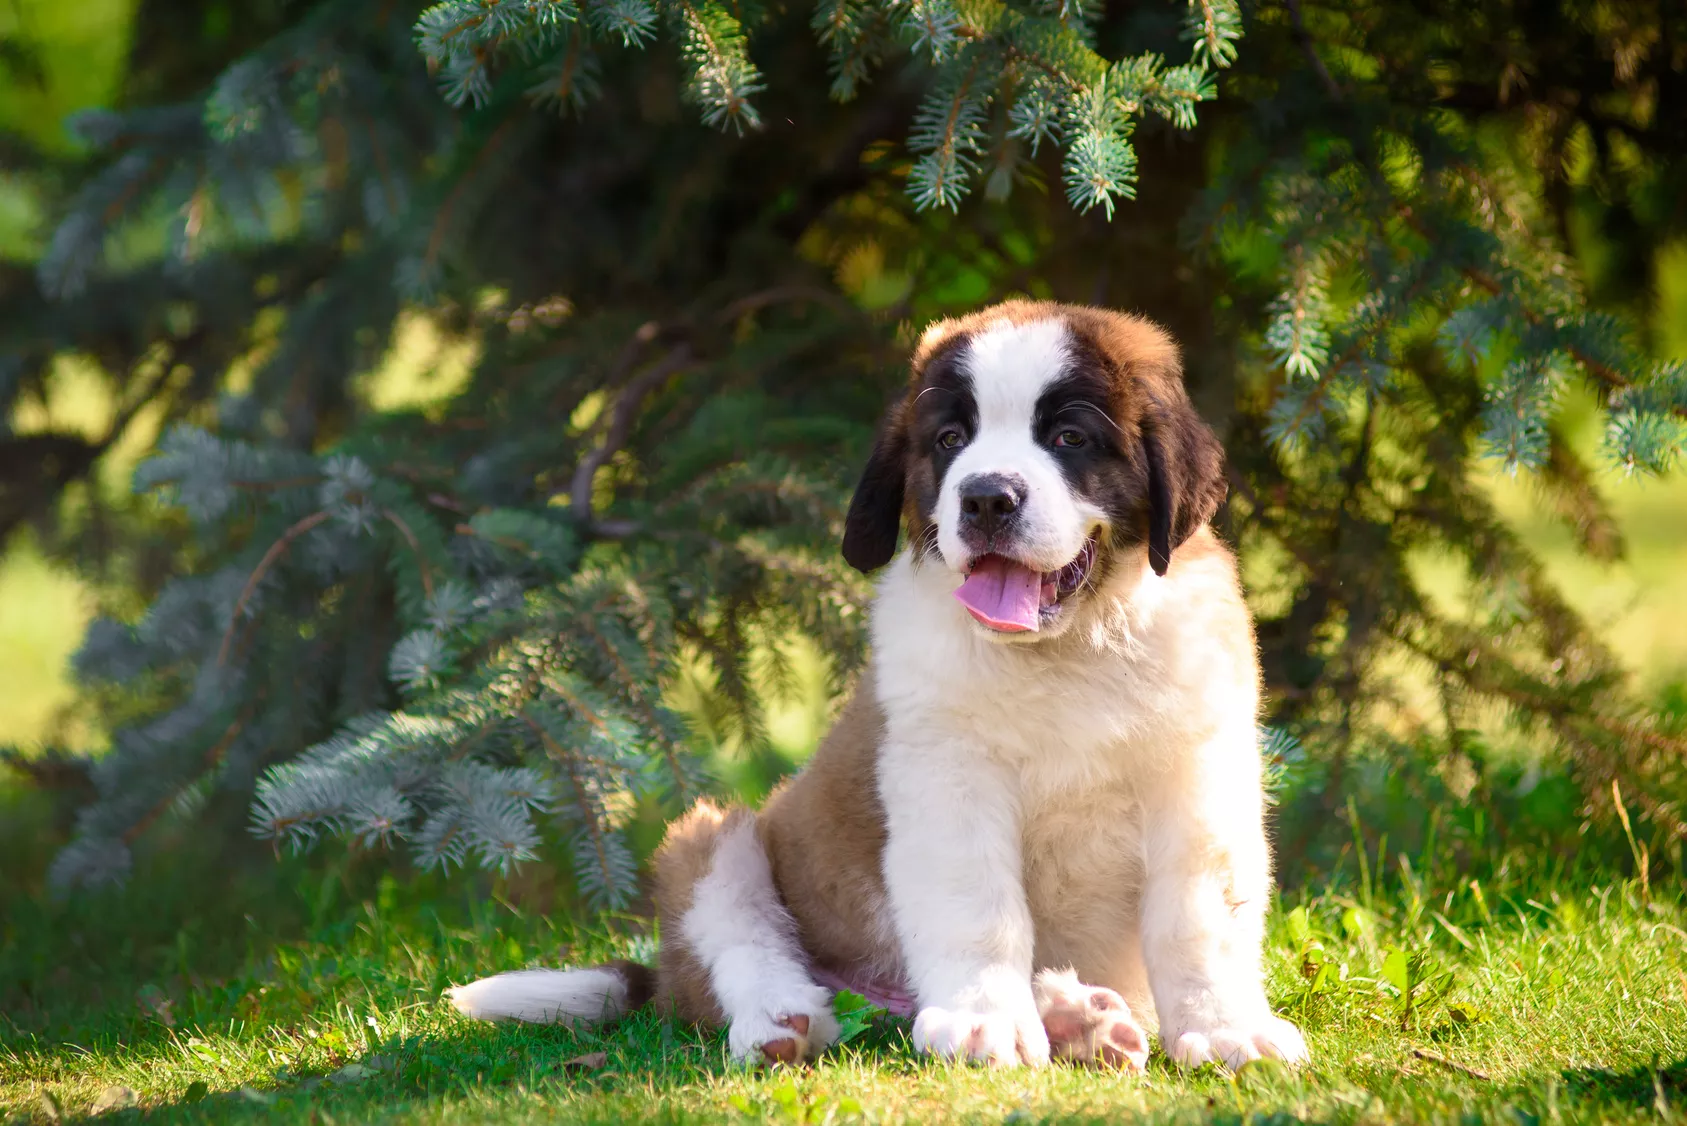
[842, 302, 1227, 642]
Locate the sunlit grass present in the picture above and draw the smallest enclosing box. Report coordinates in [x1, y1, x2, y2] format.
[1, 840, 1680, 1124]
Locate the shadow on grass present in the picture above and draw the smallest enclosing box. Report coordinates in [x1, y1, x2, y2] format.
[39, 1010, 923, 1125]
[0, 784, 599, 1056]
[1559, 1056, 1686, 1114]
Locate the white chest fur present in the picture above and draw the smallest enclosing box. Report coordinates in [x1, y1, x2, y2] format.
[870, 548, 1251, 776]
[867, 543, 1265, 1014]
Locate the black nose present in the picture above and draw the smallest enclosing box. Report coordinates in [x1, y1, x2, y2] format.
[958, 472, 1026, 540]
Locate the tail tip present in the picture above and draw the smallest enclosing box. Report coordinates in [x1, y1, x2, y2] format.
[444, 962, 654, 1025]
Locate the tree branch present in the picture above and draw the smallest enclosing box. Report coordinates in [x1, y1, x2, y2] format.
[1284, 0, 1343, 101]
[218, 510, 331, 666]
[568, 343, 693, 535]
[381, 507, 436, 600]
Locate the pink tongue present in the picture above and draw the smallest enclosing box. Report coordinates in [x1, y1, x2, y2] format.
[955, 555, 1043, 632]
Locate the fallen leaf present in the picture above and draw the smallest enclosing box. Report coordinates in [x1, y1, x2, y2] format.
[35, 1092, 63, 1122]
[183, 1080, 210, 1102]
[327, 1062, 373, 1084]
[562, 1051, 608, 1073]
[90, 1085, 137, 1113]
[136, 984, 175, 1027]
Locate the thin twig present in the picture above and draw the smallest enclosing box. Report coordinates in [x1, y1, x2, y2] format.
[1274, 335, 1373, 446]
[381, 507, 436, 601]
[230, 476, 323, 492]
[424, 115, 520, 269]
[522, 710, 615, 889]
[580, 616, 692, 802]
[716, 285, 852, 323]
[123, 703, 256, 845]
[568, 344, 693, 532]
[553, 319, 661, 412]
[1411, 1048, 1490, 1081]
[217, 510, 331, 666]
[1196, 0, 1221, 62]
[427, 492, 471, 514]
[1285, 0, 1343, 101]
[454, 521, 535, 556]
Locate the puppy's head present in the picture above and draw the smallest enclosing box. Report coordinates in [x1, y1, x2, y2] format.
[842, 301, 1226, 640]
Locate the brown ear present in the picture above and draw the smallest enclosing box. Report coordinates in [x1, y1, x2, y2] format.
[1141, 398, 1227, 575]
[841, 403, 909, 573]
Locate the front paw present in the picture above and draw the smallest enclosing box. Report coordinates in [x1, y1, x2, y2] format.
[727, 983, 842, 1066]
[1166, 1013, 1308, 1069]
[912, 1004, 1051, 1068]
[1033, 968, 1149, 1072]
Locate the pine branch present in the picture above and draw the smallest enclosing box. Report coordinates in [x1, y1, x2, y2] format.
[675, 0, 766, 131]
[907, 51, 989, 210]
[579, 615, 694, 801]
[523, 709, 623, 904]
[218, 510, 332, 666]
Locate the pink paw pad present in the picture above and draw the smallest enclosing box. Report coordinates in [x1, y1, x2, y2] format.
[758, 1013, 811, 1066]
[1035, 973, 1150, 1072]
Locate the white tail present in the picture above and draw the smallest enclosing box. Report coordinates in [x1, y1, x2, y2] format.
[446, 965, 645, 1025]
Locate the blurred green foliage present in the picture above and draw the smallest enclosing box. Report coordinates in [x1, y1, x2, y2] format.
[2, 0, 1685, 958]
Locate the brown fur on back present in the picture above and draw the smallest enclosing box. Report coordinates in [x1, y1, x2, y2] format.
[758, 687, 897, 982]
[651, 799, 736, 1024]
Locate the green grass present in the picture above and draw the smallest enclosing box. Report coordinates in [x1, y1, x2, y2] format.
[3, 805, 1682, 1125]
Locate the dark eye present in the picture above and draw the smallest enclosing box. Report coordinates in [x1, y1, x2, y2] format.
[1053, 428, 1086, 448]
[937, 428, 963, 451]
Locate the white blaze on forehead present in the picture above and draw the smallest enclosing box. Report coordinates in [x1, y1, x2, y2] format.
[959, 317, 1073, 426]
[935, 315, 1097, 578]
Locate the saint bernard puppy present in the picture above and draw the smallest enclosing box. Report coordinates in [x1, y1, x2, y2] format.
[448, 300, 1308, 1071]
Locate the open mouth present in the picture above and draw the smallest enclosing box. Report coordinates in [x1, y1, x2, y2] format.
[954, 536, 1099, 633]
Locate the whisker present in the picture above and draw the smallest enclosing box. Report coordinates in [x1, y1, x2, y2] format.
[1057, 400, 1123, 432]
[914, 522, 940, 560]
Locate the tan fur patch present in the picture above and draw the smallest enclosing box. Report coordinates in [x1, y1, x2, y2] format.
[758, 686, 899, 982]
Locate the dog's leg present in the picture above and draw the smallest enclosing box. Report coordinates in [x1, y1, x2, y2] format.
[1140, 727, 1308, 1069]
[879, 739, 1049, 1067]
[656, 801, 840, 1065]
[1033, 968, 1150, 1071]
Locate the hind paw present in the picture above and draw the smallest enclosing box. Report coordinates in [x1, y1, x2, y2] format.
[1033, 968, 1149, 1072]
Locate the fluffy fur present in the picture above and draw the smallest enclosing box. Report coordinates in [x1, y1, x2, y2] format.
[448, 301, 1307, 1071]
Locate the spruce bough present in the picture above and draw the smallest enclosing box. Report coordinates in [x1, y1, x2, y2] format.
[9, 0, 1684, 898]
